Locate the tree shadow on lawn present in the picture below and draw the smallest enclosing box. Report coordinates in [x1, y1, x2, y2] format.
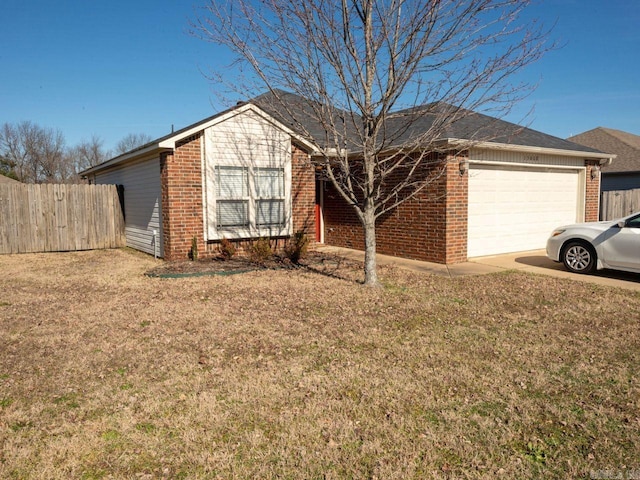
[145, 251, 365, 282]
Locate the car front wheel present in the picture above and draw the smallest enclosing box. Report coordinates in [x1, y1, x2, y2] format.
[562, 242, 596, 274]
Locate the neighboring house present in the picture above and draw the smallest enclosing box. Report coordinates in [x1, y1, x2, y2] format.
[0, 175, 20, 184]
[82, 93, 612, 264]
[568, 127, 640, 192]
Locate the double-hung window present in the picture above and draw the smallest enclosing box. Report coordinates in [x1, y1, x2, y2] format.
[255, 168, 285, 227]
[215, 166, 249, 228]
[213, 165, 287, 235]
[204, 114, 292, 241]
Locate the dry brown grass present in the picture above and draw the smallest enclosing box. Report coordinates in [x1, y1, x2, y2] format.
[0, 248, 638, 479]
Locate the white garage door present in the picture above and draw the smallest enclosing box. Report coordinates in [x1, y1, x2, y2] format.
[95, 158, 163, 257]
[468, 164, 581, 257]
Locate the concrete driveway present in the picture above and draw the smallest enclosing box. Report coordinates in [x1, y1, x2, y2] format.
[469, 250, 640, 291]
[318, 246, 640, 291]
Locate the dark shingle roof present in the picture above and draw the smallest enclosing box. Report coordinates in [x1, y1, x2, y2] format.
[86, 90, 611, 177]
[568, 127, 640, 173]
[251, 90, 354, 149]
[387, 103, 603, 153]
[252, 90, 604, 155]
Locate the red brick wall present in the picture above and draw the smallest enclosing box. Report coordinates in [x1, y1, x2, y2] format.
[322, 153, 468, 264]
[160, 134, 204, 261]
[291, 143, 316, 240]
[161, 136, 316, 260]
[322, 184, 364, 250]
[443, 154, 468, 263]
[585, 159, 601, 221]
[320, 153, 600, 265]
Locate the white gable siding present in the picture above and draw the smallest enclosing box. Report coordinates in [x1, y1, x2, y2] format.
[469, 148, 586, 167]
[203, 109, 293, 240]
[94, 157, 163, 257]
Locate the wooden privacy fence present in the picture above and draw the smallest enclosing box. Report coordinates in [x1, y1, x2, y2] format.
[600, 188, 640, 221]
[0, 184, 125, 254]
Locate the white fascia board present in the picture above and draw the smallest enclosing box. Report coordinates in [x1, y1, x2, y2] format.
[445, 138, 617, 163]
[80, 145, 168, 176]
[82, 104, 320, 177]
[158, 103, 319, 154]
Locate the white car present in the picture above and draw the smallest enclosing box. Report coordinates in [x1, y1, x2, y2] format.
[546, 212, 640, 274]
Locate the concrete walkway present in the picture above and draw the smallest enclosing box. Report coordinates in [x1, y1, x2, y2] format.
[317, 245, 640, 291]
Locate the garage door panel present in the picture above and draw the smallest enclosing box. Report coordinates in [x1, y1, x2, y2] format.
[468, 164, 580, 257]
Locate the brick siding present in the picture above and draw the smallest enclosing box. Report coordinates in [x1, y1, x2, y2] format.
[160, 136, 596, 264]
[322, 152, 598, 265]
[160, 134, 204, 261]
[161, 137, 316, 261]
[443, 153, 469, 263]
[585, 159, 601, 222]
[323, 153, 467, 264]
[291, 144, 317, 240]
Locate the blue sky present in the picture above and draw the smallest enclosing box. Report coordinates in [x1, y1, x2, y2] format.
[1, 0, 639, 152]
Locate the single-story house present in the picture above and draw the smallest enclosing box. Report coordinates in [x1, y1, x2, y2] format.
[82, 92, 613, 264]
[568, 127, 640, 192]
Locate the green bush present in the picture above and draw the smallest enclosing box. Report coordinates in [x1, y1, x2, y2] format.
[189, 236, 198, 261]
[249, 237, 273, 265]
[284, 231, 309, 264]
[219, 237, 236, 259]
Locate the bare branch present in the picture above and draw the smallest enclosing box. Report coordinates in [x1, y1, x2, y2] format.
[191, 0, 553, 285]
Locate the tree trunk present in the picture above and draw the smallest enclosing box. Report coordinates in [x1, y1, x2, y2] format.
[362, 204, 379, 287]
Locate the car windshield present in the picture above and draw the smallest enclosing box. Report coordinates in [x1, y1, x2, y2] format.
[627, 215, 640, 228]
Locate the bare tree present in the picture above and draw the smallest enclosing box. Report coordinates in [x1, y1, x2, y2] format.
[193, 0, 551, 286]
[0, 121, 69, 183]
[115, 133, 153, 155]
[1, 122, 36, 183]
[69, 135, 111, 172]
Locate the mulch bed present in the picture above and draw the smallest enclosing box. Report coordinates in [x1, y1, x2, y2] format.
[145, 251, 363, 279]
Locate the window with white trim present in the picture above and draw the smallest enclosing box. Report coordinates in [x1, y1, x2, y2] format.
[204, 112, 293, 241]
[215, 166, 249, 228]
[255, 168, 285, 227]
[212, 165, 288, 236]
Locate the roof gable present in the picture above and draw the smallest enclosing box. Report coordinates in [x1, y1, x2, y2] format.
[81, 103, 316, 176]
[157, 103, 315, 151]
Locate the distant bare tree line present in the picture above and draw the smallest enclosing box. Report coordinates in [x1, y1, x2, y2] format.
[0, 121, 152, 183]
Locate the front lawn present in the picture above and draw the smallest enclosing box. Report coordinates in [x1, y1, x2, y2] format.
[0, 249, 638, 479]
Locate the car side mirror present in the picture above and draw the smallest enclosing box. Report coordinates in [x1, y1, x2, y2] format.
[617, 221, 626, 228]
